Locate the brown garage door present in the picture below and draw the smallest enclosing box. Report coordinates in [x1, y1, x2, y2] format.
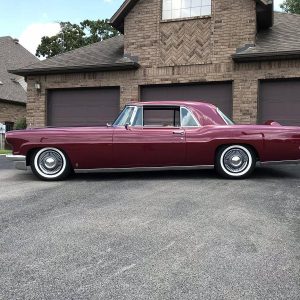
[47, 87, 120, 126]
[259, 80, 300, 126]
[140, 82, 232, 117]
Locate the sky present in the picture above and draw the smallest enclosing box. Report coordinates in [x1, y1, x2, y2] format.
[0, 0, 124, 55]
[0, 0, 284, 56]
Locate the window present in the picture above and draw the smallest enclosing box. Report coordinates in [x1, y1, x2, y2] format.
[144, 107, 180, 127]
[217, 108, 235, 125]
[113, 106, 143, 126]
[181, 107, 199, 127]
[162, 0, 211, 20]
[113, 106, 136, 126]
[4, 122, 14, 132]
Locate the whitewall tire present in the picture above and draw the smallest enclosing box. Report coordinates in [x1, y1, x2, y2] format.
[31, 148, 71, 181]
[216, 145, 256, 179]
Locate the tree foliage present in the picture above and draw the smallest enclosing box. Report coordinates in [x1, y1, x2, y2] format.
[36, 19, 119, 58]
[14, 118, 27, 130]
[280, 0, 300, 14]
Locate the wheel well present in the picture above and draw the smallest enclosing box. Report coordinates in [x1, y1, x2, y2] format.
[26, 148, 40, 166]
[215, 144, 260, 162]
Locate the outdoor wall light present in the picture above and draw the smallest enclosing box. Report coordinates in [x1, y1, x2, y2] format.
[35, 82, 41, 90]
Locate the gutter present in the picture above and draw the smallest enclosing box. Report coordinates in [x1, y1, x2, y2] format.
[9, 62, 140, 76]
[0, 98, 26, 106]
[232, 50, 300, 62]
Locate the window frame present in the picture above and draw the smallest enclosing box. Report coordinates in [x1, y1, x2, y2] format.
[113, 105, 201, 128]
[142, 105, 181, 128]
[180, 106, 201, 128]
[161, 0, 212, 22]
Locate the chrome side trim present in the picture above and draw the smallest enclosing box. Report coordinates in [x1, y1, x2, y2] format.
[258, 160, 300, 166]
[75, 165, 214, 174]
[6, 155, 27, 170]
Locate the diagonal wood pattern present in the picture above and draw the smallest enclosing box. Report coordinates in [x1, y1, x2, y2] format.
[160, 19, 212, 66]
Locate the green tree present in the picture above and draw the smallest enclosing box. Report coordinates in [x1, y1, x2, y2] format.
[36, 19, 119, 58]
[280, 0, 300, 14]
[14, 118, 27, 130]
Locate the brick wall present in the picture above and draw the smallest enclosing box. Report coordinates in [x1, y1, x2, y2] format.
[0, 101, 26, 125]
[124, 0, 256, 66]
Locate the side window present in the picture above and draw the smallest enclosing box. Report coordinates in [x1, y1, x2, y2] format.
[132, 107, 143, 126]
[113, 106, 135, 126]
[181, 107, 199, 127]
[143, 107, 180, 127]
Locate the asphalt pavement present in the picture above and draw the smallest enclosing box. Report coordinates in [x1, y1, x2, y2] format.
[0, 155, 299, 300]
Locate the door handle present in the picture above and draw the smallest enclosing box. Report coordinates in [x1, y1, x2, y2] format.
[173, 130, 184, 135]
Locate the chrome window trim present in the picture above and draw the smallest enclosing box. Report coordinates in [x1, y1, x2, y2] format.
[129, 106, 138, 125]
[216, 108, 234, 125]
[180, 106, 201, 128]
[217, 108, 228, 125]
[142, 105, 181, 128]
[113, 105, 138, 127]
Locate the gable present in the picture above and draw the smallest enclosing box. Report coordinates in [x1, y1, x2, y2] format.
[110, 0, 273, 33]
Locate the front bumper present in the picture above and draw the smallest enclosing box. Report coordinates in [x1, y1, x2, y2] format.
[6, 155, 27, 170]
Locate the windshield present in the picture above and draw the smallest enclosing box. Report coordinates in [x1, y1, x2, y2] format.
[217, 108, 235, 125]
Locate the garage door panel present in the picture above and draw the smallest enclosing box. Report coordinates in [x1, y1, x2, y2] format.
[259, 80, 300, 126]
[140, 82, 232, 117]
[47, 88, 120, 127]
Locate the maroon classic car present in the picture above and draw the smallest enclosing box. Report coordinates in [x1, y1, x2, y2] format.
[5, 101, 300, 181]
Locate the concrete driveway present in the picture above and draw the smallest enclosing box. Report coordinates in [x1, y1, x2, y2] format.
[0, 155, 299, 300]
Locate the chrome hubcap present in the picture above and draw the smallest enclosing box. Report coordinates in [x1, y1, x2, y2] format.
[38, 150, 64, 175]
[223, 149, 249, 173]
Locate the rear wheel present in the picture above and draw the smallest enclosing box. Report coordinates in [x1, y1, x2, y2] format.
[216, 145, 256, 179]
[30, 148, 71, 181]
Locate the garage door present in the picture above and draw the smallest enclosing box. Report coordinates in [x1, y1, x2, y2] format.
[47, 87, 120, 127]
[140, 82, 232, 117]
[259, 80, 300, 126]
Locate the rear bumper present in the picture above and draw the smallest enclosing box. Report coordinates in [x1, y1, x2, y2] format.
[6, 155, 27, 170]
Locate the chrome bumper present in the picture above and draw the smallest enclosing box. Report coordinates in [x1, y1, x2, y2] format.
[6, 155, 27, 170]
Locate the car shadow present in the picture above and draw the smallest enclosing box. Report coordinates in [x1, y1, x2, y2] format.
[2, 165, 299, 182]
[69, 166, 300, 182]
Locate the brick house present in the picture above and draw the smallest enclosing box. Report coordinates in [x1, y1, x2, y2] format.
[0, 36, 39, 130]
[11, 0, 300, 127]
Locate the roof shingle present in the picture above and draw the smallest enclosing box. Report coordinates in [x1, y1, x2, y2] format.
[233, 12, 300, 62]
[11, 35, 139, 76]
[0, 36, 39, 103]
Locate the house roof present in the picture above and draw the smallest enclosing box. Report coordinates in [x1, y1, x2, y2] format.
[110, 0, 273, 33]
[0, 36, 38, 104]
[11, 35, 139, 76]
[233, 12, 300, 62]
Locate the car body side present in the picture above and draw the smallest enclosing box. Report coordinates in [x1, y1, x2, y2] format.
[5, 102, 300, 171]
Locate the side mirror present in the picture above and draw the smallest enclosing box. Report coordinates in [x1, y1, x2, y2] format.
[125, 123, 130, 130]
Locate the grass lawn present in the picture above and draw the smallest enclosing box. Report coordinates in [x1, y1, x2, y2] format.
[0, 150, 12, 155]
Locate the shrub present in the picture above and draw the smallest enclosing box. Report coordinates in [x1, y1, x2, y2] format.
[14, 118, 27, 130]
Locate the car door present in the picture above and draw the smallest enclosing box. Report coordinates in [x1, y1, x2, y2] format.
[113, 105, 186, 167]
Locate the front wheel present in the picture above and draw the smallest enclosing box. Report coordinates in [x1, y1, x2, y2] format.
[30, 148, 71, 181]
[215, 145, 256, 179]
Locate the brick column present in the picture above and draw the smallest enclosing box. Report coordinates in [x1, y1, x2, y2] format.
[26, 77, 46, 128]
[120, 83, 139, 108]
[232, 78, 258, 124]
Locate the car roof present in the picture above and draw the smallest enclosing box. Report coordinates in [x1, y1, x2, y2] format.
[129, 101, 217, 109]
